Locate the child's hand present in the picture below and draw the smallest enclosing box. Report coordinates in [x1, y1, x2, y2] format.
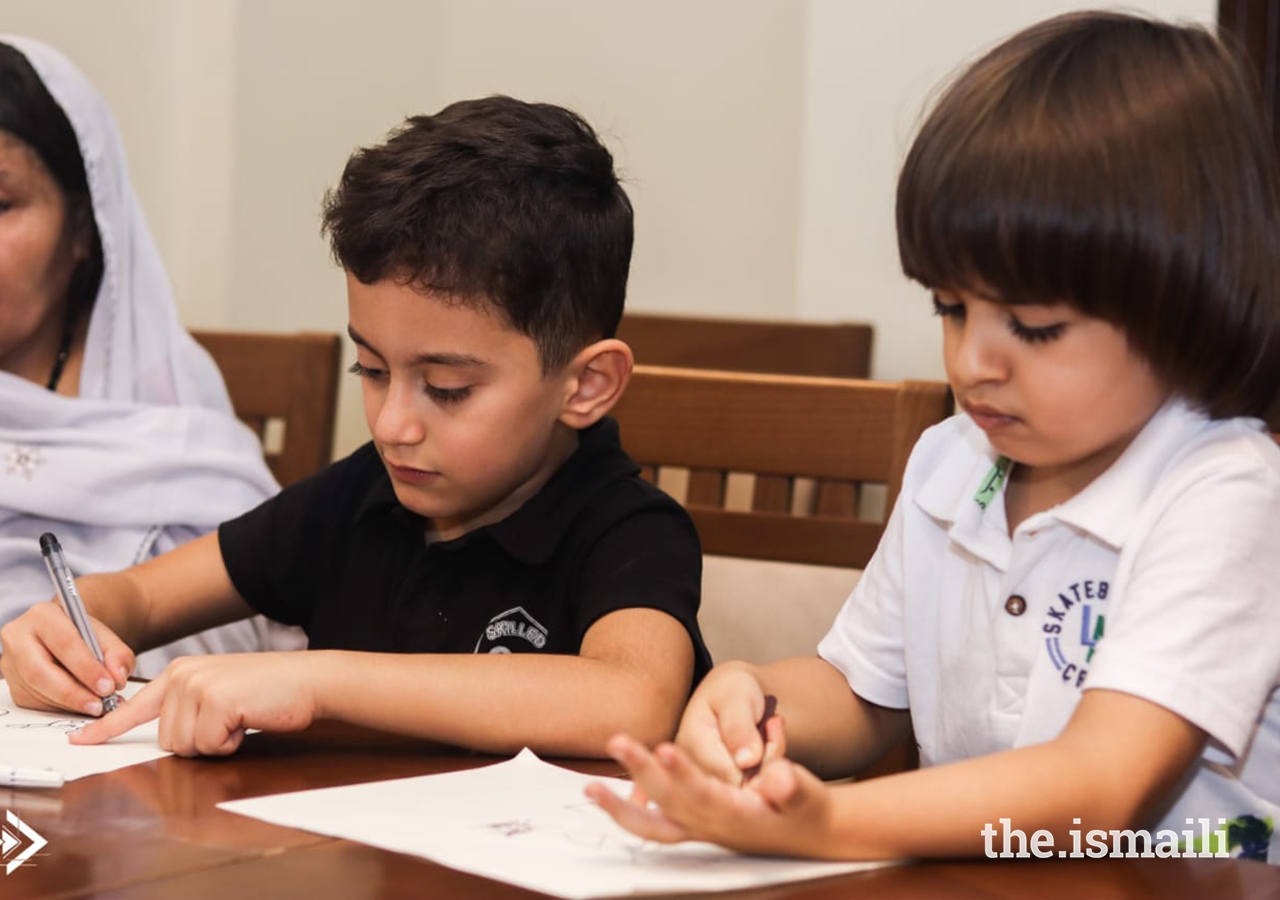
[674, 662, 784, 784]
[0, 599, 133, 716]
[586, 734, 833, 857]
[69, 652, 320, 756]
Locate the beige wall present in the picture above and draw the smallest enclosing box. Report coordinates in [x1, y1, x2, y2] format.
[5, 0, 1214, 456]
[796, 0, 1217, 383]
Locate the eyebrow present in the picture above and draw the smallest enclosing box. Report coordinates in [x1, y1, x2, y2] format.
[347, 325, 489, 368]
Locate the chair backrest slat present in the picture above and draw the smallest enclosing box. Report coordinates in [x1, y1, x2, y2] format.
[617, 313, 873, 378]
[613, 366, 952, 569]
[191, 330, 343, 487]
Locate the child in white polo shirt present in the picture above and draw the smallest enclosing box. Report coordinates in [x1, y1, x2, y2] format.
[587, 10, 1280, 863]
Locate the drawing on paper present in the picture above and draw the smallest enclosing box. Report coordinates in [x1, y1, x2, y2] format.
[480, 799, 725, 869]
[5, 719, 84, 731]
[486, 819, 534, 837]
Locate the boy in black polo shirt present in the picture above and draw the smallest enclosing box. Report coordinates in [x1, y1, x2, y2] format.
[1, 97, 712, 758]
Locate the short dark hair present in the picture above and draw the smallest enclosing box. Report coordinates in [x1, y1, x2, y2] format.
[322, 95, 634, 372]
[0, 42, 103, 321]
[896, 11, 1280, 421]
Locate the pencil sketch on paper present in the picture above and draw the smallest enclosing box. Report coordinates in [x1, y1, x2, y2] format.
[0, 680, 169, 781]
[5, 719, 84, 731]
[481, 798, 724, 870]
[485, 819, 534, 837]
[217, 749, 891, 899]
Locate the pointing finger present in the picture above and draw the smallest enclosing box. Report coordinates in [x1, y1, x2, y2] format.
[70, 679, 162, 745]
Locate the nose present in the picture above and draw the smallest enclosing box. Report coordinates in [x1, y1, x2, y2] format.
[371, 379, 426, 447]
[946, 315, 1008, 388]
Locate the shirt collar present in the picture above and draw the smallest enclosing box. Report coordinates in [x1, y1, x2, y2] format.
[915, 416, 1000, 525]
[484, 417, 637, 564]
[356, 418, 637, 565]
[1047, 400, 1211, 549]
[915, 401, 1216, 554]
[914, 417, 1012, 567]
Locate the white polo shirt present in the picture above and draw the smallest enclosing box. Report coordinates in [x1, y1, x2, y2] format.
[818, 401, 1280, 862]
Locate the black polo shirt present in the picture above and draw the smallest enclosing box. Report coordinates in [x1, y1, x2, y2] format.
[218, 418, 711, 682]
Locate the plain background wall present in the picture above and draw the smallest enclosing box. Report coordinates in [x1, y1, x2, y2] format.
[5, 0, 1214, 457]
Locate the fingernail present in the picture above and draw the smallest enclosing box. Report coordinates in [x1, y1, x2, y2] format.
[116, 665, 129, 682]
[83, 700, 103, 716]
[96, 678, 114, 695]
[735, 747, 754, 765]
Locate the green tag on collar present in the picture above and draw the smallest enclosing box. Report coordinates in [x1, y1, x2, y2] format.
[973, 456, 1011, 510]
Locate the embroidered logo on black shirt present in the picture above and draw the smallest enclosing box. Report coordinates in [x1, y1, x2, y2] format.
[475, 606, 549, 653]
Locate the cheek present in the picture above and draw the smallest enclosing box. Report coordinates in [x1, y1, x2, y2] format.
[938, 329, 963, 379]
[0, 231, 74, 315]
[360, 381, 381, 430]
[0, 255, 59, 333]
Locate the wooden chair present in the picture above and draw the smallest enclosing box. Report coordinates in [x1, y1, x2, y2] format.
[616, 312, 873, 378]
[614, 367, 949, 777]
[616, 312, 876, 517]
[191, 330, 343, 487]
[613, 366, 950, 568]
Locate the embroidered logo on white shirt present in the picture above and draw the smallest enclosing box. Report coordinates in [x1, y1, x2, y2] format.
[1041, 578, 1109, 689]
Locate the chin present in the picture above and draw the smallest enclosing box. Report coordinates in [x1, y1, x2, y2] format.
[389, 485, 445, 519]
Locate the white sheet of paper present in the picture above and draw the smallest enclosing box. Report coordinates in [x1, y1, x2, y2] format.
[219, 748, 889, 898]
[0, 681, 167, 780]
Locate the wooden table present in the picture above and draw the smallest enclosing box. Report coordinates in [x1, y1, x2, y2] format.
[4, 724, 1278, 899]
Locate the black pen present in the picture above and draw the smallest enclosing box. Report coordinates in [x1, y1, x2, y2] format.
[39, 533, 122, 714]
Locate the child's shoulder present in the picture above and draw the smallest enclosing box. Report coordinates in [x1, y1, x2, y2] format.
[904, 413, 989, 478]
[269, 440, 388, 523]
[561, 449, 696, 541]
[1148, 407, 1280, 494]
[887, 414, 995, 520]
[508, 419, 699, 560]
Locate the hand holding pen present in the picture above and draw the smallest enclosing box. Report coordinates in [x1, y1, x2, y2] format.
[38, 532, 125, 715]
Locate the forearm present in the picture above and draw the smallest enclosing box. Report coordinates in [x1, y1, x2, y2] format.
[81, 533, 253, 652]
[77, 569, 152, 648]
[804, 691, 1205, 860]
[310, 650, 686, 757]
[815, 742, 1121, 858]
[749, 657, 909, 779]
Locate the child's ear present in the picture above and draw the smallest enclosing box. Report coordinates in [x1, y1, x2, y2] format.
[559, 339, 634, 429]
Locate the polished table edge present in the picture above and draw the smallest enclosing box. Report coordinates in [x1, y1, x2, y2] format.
[3, 722, 1277, 899]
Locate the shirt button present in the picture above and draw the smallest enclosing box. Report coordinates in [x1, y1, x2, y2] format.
[1005, 594, 1027, 616]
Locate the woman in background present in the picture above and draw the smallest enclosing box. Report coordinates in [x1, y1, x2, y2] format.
[0, 36, 295, 675]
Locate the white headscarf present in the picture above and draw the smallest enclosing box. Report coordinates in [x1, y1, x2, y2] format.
[0, 37, 287, 672]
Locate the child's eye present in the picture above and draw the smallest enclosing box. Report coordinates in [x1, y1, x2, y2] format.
[425, 384, 472, 404]
[1007, 316, 1066, 344]
[348, 360, 387, 381]
[931, 294, 965, 320]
